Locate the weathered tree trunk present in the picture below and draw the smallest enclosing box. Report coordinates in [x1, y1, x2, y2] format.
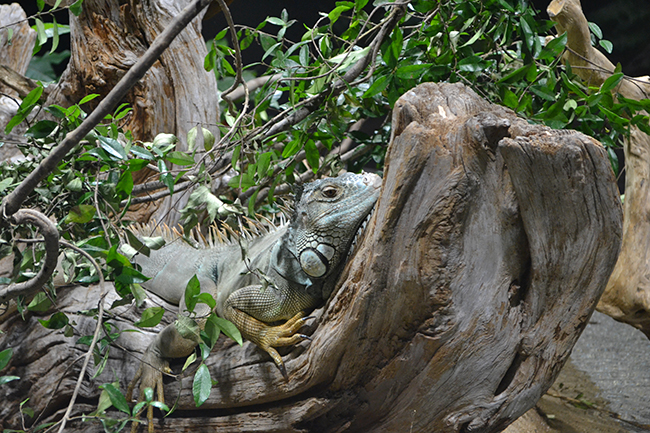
[547, 0, 650, 336]
[0, 3, 37, 162]
[0, 82, 622, 432]
[0, 0, 219, 224]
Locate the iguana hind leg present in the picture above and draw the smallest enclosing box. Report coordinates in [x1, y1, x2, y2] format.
[127, 322, 196, 432]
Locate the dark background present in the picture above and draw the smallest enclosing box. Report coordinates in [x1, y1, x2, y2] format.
[206, 0, 650, 76]
[9, 0, 650, 77]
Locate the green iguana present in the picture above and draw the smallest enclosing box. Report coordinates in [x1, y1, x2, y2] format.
[125, 172, 381, 430]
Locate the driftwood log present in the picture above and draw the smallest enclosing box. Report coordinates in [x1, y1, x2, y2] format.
[547, 0, 650, 337]
[0, 82, 622, 432]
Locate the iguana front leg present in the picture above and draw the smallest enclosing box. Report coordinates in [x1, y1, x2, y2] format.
[223, 284, 319, 378]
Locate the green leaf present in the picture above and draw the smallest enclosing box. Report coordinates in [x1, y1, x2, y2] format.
[21, 85, 44, 109]
[304, 139, 319, 172]
[266, 16, 285, 26]
[101, 383, 130, 414]
[328, 5, 352, 24]
[184, 275, 201, 313]
[247, 188, 259, 216]
[26, 120, 57, 138]
[530, 86, 556, 101]
[0, 348, 12, 371]
[65, 204, 96, 224]
[282, 138, 302, 158]
[211, 316, 242, 345]
[231, 145, 241, 170]
[50, 16, 60, 54]
[0, 177, 13, 194]
[599, 39, 613, 54]
[116, 171, 134, 196]
[97, 136, 127, 160]
[175, 316, 201, 343]
[256, 152, 272, 179]
[198, 342, 211, 361]
[38, 312, 69, 329]
[159, 160, 174, 194]
[362, 75, 390, 98]
[193, 364, 212, 407]
[166, 151, 195, 166]
[196, 293, 216, 310]
[79, 93, 100, 105]
[202, 315, 221, 348]
[135, 307, 165, 327]
[395, 64, 432, 79]
[539, 32, 567, 61]
[5, 86, 43, 134]
[299, 44, 309, 67]
[107, 245, 131, 268]
[94, 385, 114, 415]
[69, 0, 84, 16]
[27, 292, 52, 312]
[114, 266, 149, 285]
[182, 352, 197, 372]
[588, 22, 603, 39]
[124, 229, 150, 257]
[0, 375, 20, 385]
[34, 18, 47, 47]
[187, 127, 215, 153]
[130, 145, 154, 160]
[458, 56, 486, 73]
[519, 16, 534, 53]
[600, 72, 624, 93]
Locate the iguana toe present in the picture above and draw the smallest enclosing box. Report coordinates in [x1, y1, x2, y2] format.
[128, 349, 170, 432]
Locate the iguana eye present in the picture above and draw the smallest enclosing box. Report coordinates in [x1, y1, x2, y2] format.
[322, 186, 339, 198]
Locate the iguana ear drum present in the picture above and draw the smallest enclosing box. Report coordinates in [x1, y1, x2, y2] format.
[299, 248, 329, 278]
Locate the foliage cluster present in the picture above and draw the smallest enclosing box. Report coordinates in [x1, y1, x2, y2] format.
[1, 0, 649, 430]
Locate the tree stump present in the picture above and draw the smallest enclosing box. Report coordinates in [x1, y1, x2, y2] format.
[0, 82, 623, 432]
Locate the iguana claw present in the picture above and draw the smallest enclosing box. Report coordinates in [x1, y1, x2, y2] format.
[254, 310, 312, 378]
[126, 349, 171, 433]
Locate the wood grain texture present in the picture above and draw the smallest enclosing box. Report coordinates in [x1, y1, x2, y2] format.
[0, 83, 622, 432]
[37, 0, 220, 224]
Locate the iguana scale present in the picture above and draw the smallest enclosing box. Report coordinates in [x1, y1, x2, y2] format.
[125, 172, 381, 431]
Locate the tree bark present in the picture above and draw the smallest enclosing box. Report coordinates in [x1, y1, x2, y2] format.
[0, 0, 220, 225]
[0, 82, 622, 432]
[0, 4, 38, 162]
[547, 0, 650, 336]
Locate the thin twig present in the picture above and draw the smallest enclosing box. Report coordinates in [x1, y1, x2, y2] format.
[56, 240, 107, 433]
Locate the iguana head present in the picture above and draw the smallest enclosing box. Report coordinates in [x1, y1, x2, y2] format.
[290, 172, 381, 279]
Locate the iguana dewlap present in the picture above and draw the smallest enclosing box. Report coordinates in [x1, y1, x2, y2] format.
[126, 172, 381, 430]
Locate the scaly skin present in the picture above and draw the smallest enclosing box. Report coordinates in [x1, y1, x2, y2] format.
[126, 172, 381, 432]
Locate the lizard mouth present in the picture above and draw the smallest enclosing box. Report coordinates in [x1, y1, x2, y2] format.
[348, 202, 376, 257]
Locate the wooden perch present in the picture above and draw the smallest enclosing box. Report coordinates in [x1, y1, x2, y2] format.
[548, 0, 650, 336]
[0, 83, 622, 432]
